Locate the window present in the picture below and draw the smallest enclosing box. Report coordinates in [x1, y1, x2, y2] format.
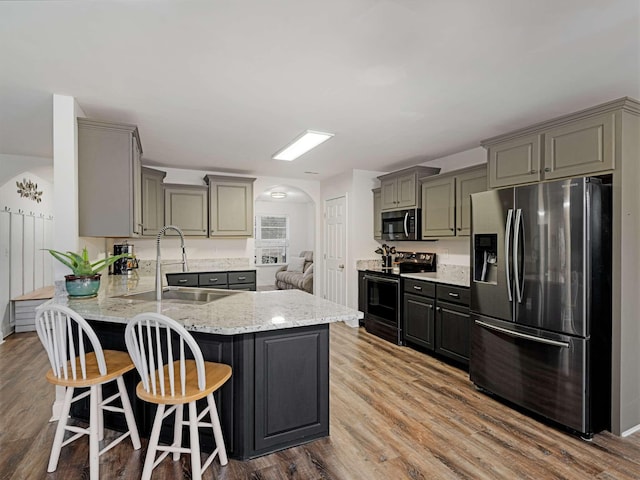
[255, 215, 289, 265]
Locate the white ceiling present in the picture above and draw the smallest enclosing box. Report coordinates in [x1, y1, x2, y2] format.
[1, 1, 638, 181]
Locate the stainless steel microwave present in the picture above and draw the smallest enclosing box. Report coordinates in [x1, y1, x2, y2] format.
[381, 208, 420, 241]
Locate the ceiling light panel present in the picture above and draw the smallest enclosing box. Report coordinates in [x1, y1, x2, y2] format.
[272, 130, 334, 161]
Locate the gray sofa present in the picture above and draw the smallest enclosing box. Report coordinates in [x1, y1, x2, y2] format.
[275, 251, 314, 293]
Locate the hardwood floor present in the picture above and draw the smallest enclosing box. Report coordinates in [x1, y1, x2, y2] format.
[2, 324, 639, 479]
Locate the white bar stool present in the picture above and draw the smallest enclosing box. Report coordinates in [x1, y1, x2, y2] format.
[35, 304, 141, 480]
[124, 312, 232, 480]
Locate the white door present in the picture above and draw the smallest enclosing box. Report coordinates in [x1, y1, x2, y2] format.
[324, 196, 346, 305]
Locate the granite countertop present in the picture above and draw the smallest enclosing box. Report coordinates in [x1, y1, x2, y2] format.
[401, 270, 470, 288]
[50, 275, 362, 335]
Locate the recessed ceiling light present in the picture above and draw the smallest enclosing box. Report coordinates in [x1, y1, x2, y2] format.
[272, 130, 334, 161]
[270, 191, 287, 199]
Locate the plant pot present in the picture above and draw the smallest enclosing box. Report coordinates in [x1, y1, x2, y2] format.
[65, 274, 101, 298]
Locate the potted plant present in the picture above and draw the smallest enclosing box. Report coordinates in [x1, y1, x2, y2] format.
[47, 247, 131, 298]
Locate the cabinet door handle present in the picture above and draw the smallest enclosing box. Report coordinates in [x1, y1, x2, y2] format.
[413, 285, 422, 291]
[427, 304, 433, 309]
[448, 292, 460, 298]
[544, 167, 551, 173]
[209, 278, 218, 282]
[457, 227, 462, 231]
[530, 170, 537, 174]
[436, 306, 442, 311]
[178, 279, 188, 283]
[237, 276, 246, 280]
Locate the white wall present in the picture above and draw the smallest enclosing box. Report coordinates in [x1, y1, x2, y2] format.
[0, 154, 53, 186]
[0, 171, 54, 216]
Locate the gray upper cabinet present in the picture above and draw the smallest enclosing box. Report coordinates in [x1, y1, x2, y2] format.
[421, 176, 455, 238]
[78, 118, 143, 237]
[372, 188, 382, 239]
[487, 134, 542, 189]
[378, 166, 440, 211]
[483, 99, 627, 188]
[205, 175, 256, 237]
[141, 167, 166, 237]
[421, 165, 487, 239]
[164, 184, 208, 236]
[543, 112, 614, 180]
[455, 165, 487, 236]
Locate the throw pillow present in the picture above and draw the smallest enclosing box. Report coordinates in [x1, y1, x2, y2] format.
[303, 264, 314, 277]
[287, 257, 305, 273]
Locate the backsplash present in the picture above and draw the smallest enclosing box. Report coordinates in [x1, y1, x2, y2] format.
[356, 258, 470, 283]
[136, 258, 251, 276]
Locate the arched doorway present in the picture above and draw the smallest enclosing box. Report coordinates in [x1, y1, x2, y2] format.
[254, 185, 315, 291]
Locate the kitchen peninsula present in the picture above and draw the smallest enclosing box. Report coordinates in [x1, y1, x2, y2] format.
[50, 276, 362, 460]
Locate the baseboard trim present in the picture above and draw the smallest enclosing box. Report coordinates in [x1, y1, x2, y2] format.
[621, 423, 640, 437]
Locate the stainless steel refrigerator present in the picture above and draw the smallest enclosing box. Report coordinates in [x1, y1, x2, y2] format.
[469, 176, 611, 437]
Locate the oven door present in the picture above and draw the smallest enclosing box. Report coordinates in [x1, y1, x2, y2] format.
[364, 273, 401, 344]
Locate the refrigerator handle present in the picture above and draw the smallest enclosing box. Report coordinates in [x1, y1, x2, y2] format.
[505, 209, 513, 302]
[475, 320, 570, 348]
[514, 208, 523, 303]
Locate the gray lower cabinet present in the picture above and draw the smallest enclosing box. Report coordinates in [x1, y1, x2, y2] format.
[77, 118, 143, 237]
[403, 279, 436, 350]
[167, 270, 256, 291]
[141, 167, 166, 236]
[402, 278, 470, 367]
[164, 184, 208, 236]
[254, 327, 329, 451]
[80, 320, 329, 460]
[435, 284, 471, 365]
[205, 175, 256, 237]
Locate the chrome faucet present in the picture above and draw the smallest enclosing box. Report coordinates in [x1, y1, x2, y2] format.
[156, 225, 188, 301]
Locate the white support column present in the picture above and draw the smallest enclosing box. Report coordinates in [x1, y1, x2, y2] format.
[50, 94, 85, 420]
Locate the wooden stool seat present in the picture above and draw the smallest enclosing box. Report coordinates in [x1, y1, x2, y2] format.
[125, 312, 231, 480]
[45, 350, 136, 387]
[136, 360, 232, 405]
[35, 304, 141, 480]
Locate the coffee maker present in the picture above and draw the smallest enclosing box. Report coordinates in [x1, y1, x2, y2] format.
[111, 241, 138, 275]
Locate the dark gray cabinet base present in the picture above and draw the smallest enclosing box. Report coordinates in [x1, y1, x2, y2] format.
[74, 321, 329, 460]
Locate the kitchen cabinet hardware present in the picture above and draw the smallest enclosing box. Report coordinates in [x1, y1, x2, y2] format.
[448, 292, 460, 298]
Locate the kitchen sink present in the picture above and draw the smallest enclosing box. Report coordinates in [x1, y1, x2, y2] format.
[113, 286, 240, 304]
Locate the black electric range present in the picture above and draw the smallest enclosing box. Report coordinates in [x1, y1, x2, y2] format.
[362, 252, 436, 344]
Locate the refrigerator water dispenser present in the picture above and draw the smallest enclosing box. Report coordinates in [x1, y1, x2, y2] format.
[474, 234, 497, 284]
